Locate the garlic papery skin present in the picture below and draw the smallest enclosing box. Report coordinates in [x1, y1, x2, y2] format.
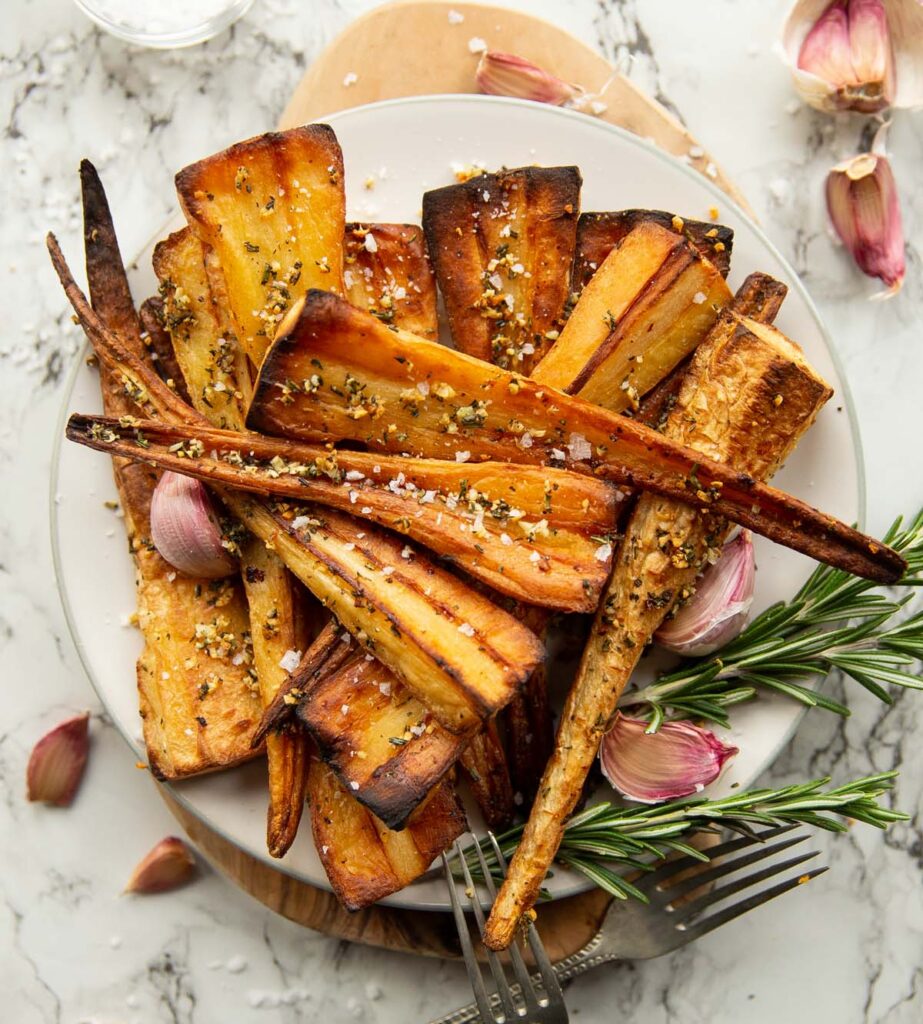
[150, 471, 236, 579]
[826, 141, 905, 296]
[26, 712, 90, 806]
[600, 714, 738, 805]
[124, 836, 197, 894]
[782, 0, 923, 113]
[476, 51, 584, 106]
[655, 531, 755, 658]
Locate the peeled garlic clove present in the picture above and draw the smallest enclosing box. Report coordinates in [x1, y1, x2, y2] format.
[150, 471, 236, 579]
[826, 139, 905, 296]
[782, 0, 923, 113]
[26, 712, 90, 806]
[600, 714, 738, 804]
[124, 836, 197, 894]
[655, 531, 755, 658]
[476, 51, 584, 106]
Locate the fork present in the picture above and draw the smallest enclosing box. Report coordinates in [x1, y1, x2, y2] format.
[434, 825, 826, 1024]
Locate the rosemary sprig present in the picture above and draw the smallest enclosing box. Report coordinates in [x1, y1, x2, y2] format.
[460, 773, 908, 902]
[621, 509, 923, 729]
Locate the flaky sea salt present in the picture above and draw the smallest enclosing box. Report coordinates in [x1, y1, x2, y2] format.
[278, 649, 302, 673]
[567, 432, 592, 461]
[458, 622, 476, 637]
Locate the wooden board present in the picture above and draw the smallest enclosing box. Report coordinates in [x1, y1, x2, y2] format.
[157, 0, 749, 961]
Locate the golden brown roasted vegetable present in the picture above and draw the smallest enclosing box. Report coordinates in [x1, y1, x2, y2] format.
[299, 652, 467, 829]
[483, 305, 834, 949]
[533, 221, 732, 411]
[66, 413, 617, 612]
[246, 290, 904, 583]
[458, 721, 515, 831]
[152, 227, 252, 430]
[225, 495, 544, 734]
[175, 125, 346, 367]
[78, 161, 263, 781]
[573, 210, 733, 291]
[423, 166, 581, 372]
[241, 537, 312, 857]
[344, 223, 438, 340]
[51, 233, 546, 739]
[138, 296, 191, 402]
[308, 758, 466, 911]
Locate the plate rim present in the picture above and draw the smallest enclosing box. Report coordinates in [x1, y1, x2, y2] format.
[49, 92, 867, 913]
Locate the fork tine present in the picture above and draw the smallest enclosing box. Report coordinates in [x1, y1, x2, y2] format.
[680, 866, 829, 942]
[458, 839, 521, 1022]
[485, 833, 548, 1014]
[657, 833, 810, 899]
[524, 918, 566, 1011]
[670, 849, 820, 923]
[442, 848, 497, 1023]
[638, 824, 800, 891]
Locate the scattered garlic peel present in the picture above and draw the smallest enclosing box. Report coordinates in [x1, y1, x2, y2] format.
[600, 714, 738, 804]
[26, 712, 90, 807]
[124, 836, 197, 894]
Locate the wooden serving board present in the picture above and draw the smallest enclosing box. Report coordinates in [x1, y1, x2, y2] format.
[159, 0, 748, 961]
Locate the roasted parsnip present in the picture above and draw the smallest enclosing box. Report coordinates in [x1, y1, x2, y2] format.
[572, 210, 733, 292]
[299, 651, 468, 829]
[66, 413, 618, 612]
[458, 721, 516, 831]
[246, 290, 904, 583]
[533, 221, 732, 411]
[175, 125, 346, 366]
[483, 303, 834, 949]
[423, 166, 581, 372]
[77, 163, 263, 779]
[308, 758, 466, 912]
[344, 223, 438, 340]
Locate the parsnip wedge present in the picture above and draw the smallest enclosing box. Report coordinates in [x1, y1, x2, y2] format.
[308, 759, 466, 912]
[423, 166, 581, 372]
[533, 221, 732, 411]
[78, 163, 263, 781]
[152, 226, 253, 430]
[241, 537, 311, 858]
[299, 651, 467, 829]
[573, 210, 733, 291]
[246, 290, 905, 583]
[344, 223, 438, 340]
[66, 414, 617, 612]
[223, 495, 543, 734]
[483, 303, 834, 950]
[175, 125, 346, 367]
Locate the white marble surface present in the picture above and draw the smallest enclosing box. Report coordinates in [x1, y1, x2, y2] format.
[1, 0, 922, 1021]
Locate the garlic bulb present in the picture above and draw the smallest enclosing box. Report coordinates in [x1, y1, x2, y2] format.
[781, 0, 923, 113]
[124, 836, 197, 894]
[475, 51, 584, 106]
[600, 714, 738, 804]
[655, 530, 755, 657]
[826, 130, 905, 296]
[26, 712, 90, 806]
[150, 471, 236, 579]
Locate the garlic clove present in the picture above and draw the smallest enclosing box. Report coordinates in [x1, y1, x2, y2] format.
[600, 714, 738, 804]
[26, 712, 90, 806]
[150, 471, 236, 579]
[476, 51, 584, 106]
[782, 0, 923, 113]
[124, 836, 197, 894]
[655, 530, 755, 658]
[826, 132, 905, 296]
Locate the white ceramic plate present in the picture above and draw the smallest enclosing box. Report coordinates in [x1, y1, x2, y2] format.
[51, 95, 863, 911]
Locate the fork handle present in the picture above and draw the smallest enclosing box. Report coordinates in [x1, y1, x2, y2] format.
[426, 933, 613, 1024]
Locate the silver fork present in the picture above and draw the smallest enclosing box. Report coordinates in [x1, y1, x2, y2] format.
[434, 825, 826, 1024]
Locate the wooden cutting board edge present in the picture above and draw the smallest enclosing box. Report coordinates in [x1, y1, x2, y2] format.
[158, 0, 751, 961]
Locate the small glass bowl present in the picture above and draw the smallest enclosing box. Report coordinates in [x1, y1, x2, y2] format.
[73, 0, 255, 49]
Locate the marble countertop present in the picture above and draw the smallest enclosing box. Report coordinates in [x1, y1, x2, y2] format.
[2, 1, 921, 1021]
